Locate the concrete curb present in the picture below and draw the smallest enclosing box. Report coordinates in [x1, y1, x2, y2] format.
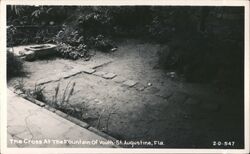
[9, 88, 121, 148]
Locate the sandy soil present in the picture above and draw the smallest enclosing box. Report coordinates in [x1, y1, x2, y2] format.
[8, 39, 244, 148]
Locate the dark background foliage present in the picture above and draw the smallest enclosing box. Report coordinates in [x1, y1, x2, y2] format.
[7, 49, 24, 79]
[7, 6, 244, 90]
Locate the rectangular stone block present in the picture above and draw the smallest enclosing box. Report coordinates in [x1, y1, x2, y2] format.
[90, 60, 112, 69]
[134, 83, 146, 91]
[62, 69, 82, 79]
[34, 100, 45, 107]
[93, 71, 107, 77]
[45, 105, 56, 112]
[37, 78, 51, 85]
[123, 80, 137, 87]
[102, 73, 117, 79]
[113, 76, 126, 83]
[55, 110, 68, 118]
[37, 75, 61, 85]
[81, 67, 96, 74]
[25, 96, 35, 103]
[66, 116, 89, 128]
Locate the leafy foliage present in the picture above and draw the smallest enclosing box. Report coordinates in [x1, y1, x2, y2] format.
[54, 27, 90, 60]
[54, 24, 117, 60]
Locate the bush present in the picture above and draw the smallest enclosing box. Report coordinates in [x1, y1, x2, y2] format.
[54, 27, 89, 60]
[54, 24, 117, 60]
[7, 50, 24, 79]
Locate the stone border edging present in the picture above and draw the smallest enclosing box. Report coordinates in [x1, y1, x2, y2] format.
[9, 88, 121, 148]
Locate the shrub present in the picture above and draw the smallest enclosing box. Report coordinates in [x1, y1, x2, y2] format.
[54, 25, 117, 60]
[7, 50, 24, 79]
[54, 27, 90, 60]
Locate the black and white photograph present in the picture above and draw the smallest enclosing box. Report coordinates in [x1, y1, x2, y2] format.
[1, 0, 249, 153]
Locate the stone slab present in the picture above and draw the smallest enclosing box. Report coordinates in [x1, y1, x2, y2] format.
[93, 71, 107, 77]
[37, 75, 61, 85]
[89, 60, 113, 69]
[36, 78, 53, 85]
[81, 67, 96, 74]
[113, 76, 126, 83]
[45, 105, 56, 112]
[66, 116, 89, 128]
[62, 69, 82, 79]
[134, 83, 146, 91]
[34, 99, 46, 107]
[102, 73, 117, 79]
[37, 67, 94, 85]
[55, 110, 68, 118]
[122, 80, 137, 87]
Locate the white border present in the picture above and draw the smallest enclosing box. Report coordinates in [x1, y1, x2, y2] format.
[0, 0, 249, 154]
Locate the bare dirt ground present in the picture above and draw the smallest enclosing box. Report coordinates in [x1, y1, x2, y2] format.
[8, 39, 244, 148]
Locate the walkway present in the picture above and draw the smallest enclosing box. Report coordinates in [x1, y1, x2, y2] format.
[7, 89, 117, 148]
